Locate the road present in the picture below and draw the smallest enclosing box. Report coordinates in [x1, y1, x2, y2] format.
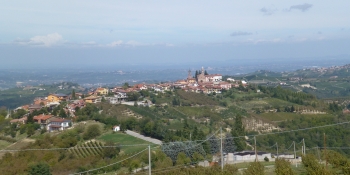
[125, 130, 162, 145]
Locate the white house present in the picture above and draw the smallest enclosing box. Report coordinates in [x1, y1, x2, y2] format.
[46, 117, 71, 132]
[205, 74, 222, 82]
[227, 78, 235, 82]
[226, 151, 271, 162]
[113, 125, 120, 132]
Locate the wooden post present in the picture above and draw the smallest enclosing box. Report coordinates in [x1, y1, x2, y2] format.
[254, 136, 258, 162]
[324, 133, 327, 168]
[149, 145, 151, 175]
[276, 142, 278, 158]
[220, 127, 223, 171]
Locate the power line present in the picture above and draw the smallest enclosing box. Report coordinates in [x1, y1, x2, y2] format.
[2, 120, 350, 153]
[149, 159, 210, 174]
[0, 144, 153, 152]
[70, 148, 147, 175]
[161, 129, 220, 153]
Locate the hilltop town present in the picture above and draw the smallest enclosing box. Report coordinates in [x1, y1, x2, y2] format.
[9, 67, 244, 127]
[1, 66, 350, 175]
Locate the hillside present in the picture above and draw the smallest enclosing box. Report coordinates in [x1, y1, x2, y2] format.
[230, 63, 350, 99]
[1, 66, 350, 174]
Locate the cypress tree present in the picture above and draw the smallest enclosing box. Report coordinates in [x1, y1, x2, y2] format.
[231, 114, 246, 151]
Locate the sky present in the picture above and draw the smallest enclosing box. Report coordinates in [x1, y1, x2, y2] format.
[1, 1, 350, 69]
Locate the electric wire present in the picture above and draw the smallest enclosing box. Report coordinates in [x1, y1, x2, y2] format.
[70, 148, 147, 175]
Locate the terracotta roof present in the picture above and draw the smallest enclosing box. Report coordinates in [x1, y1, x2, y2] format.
[50, 117, 70, 122]
[84, 96, 100, 100]
[34, 114, 53, 120]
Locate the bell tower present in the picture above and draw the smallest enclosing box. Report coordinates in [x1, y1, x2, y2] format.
[187, 69, 192, 79]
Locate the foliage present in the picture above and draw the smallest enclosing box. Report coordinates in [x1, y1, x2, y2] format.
[223, 133, 235, 153]
[0, 135, 17, 143]
[176, 90, 219, 106]
[28, 162, 51, 175]
[275, 158, 294, 175]
[102, 141, 120, 159]
[259, 86, 316, 105]
[243, 161, 265, 175]
[176, 152, 191, 165]
[12, 109, 27, 119]
[127, 92, 140, 101]
[302, 154, 334, 175]
[232, 114, 246, 151]
[325, 150, 350, 174]
[83, 124, 102, 140]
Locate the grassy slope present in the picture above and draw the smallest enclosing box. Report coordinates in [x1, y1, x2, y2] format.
[98, 131, 155, 154]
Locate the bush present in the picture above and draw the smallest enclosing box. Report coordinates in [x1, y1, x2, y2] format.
[243, 162, 264, 175]
[28, 162, 51, 175]
[264, 156, 269, 162]
[83, 124, 101, 140]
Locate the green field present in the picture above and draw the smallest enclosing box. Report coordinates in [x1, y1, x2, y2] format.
[98, 131, 157, 154]
[0, 140, 11, 150]
[255, 112, 334, 122]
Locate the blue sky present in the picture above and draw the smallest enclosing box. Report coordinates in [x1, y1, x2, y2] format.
[1, 1, 350, 69]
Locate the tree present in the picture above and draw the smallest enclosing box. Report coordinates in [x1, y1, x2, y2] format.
[275, 158, 295, 175]
[26, 124, 35, 137]
[223, 133, 235, 153]
[59, 108, 67, 118]
[103, 141, 120, 159]
[83, 124, 101, 140]
[154, 151, 173, 169]
[204, 70, 208, 75]
[232, 114, 246, 151]
[191, 152, 204, 162]
[28, 162, 51, 175]
[72, 89, 76, 100]
[127, 92, 140, 101]
[123, 82, 129, 89]
[302, 154, 333, 175]
[325, 150, 350, 174]
[101, 96, 106, 102]
[176, 152, 191, 165]
[290, 105, 295, 113]
[243, 162, 264, 175]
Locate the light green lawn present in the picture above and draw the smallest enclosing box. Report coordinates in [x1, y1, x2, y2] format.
[98, 131, 157, 155]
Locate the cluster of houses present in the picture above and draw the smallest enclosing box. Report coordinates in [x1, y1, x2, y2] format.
[174, 67, 243, 94]
[199, 150, 296, 167]
[10, 114, 71, 132]
[9, 67, 244, 132]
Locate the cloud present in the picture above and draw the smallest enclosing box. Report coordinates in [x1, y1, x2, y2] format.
[230, 31, 253, 37]
[106, 40, 123, 47]
[125, 40, 143, 46]
[15, 33, 63, 47]
[260, 7, 277, 15]
[106, 40, 148, 47]
[289, 3, 313, 12]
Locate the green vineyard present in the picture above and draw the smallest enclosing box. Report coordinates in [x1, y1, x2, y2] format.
[68, 141, 104, 158]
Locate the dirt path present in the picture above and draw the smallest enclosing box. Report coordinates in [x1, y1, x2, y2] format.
[125, 130, 162, 145]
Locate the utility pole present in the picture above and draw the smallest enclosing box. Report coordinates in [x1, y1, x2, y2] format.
[324, 133, 327, 168]
[302, 146, 303, 157]
[276, 142, 278, 158]
[303, 138, 306, 155]
[293, 141, 296, 158]
[220, 127, 223, 171]
[149, 145, 151, 175]
[293, 141, 297, 167]
[254, 136, 257, 162]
